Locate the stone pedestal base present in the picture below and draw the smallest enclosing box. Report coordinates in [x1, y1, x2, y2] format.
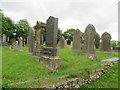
[40, 56, 61, 70]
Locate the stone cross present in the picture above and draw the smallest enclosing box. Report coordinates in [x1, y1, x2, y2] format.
[83, 24, 96, 59]
[59, 36, 66, 49]
[72, 29, 81, 53]
[95, 32, 100, 49]
[100, 32, 112, 53]
[33, 21, 46, 57]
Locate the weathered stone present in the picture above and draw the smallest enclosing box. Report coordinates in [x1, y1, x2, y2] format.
[95, 32, 100, 49]
[12, 40, 18, 50]
[40, 16, 61, 70]
[59, 36, 66, 49]
[18, 37, 23, 51]
[100, 32, 112, 54]
[72, 29, 81, 53]
[28, 28, 35, 55]
[83, 24, 96, 59]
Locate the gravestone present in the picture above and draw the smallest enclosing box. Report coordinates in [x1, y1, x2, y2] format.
[72, 29, 81, 53]
[33, 21, 45, 58]
[95, 32, 100, 49]
[18, 37, 23, 51]
[59, 36, 66, 49]
[2, 34, 7, 46]
[27, 28, 35, 55]
[40, 16, 61, 70]
[12, 40, 18, 50]
[100, 32, 112, 54]
[83, 24, 96, 59]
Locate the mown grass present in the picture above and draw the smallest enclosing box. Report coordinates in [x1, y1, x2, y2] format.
[2, 46, 118, 88]
[81, 63, 119, 88]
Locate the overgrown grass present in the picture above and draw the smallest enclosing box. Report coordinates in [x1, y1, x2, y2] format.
[2, 46, 118, 88]
[81, 63, 119, 88]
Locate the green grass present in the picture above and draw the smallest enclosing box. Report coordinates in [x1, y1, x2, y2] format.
[81, 63, 119, 88]
[2, 46, 118, 88]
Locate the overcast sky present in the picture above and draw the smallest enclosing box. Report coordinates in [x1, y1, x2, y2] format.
[0, 0, 119, 40]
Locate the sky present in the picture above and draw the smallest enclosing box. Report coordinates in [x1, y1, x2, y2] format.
[0, 0, 119, 41]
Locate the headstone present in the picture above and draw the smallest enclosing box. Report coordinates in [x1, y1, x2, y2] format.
[27, 28, 35, 55]
[59, 36, 66, 49]
[100, 32, 112, 54]
[72, 29, 81, 53]
[2, 34, 7, 46]
[3, 34, 6, 43]
[33, 21, 45, 58]
[41, 16, 61, 70]
[18, 37, 23, 51]
[95, 32, 100, 49]
[83, 24, 96, 59]
[12, 40, 18, 50]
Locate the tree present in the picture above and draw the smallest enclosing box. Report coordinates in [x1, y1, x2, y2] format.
[2, 13, 16, 42]
[63, 28, 76, 45]
[15, 19, 30, 44]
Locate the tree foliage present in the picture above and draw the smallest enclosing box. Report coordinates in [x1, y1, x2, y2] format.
[15, 19, 30, 39]
[2, 13, 16, 41]
[63, 28, 76, 45]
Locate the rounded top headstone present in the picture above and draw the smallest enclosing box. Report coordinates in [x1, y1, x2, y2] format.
[101, 32, 112, 39]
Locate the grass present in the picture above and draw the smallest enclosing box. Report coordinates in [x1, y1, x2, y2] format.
[2, 46, 118, 88]
[81, 63, 119, 88]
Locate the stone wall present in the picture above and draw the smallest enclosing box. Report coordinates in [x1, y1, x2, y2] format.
[48, 61, 119, 88]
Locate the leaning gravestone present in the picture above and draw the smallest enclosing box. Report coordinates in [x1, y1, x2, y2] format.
[95, 32, 100, 49]
[83, 24, 96, 59]
[100, 32, 112, 54]
[18, 37, 23, 51]
[27, 28, 35, 55]
[72, 29, 81, 53]
[40, 16, 61, 70]
[59, 36, 66, 49]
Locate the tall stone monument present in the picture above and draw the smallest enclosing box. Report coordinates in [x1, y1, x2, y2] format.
[95, 32, 100, 49]
[72, 29, 81, 53]
[83, 24, 96, 59]
[59, 36, 66, 49]
[100, 32, 112, 54]
[28, 28, 35, 55]
[18, 37, 23, 51]
[40, 16, 61, 70]
[33, 21, 46, 58]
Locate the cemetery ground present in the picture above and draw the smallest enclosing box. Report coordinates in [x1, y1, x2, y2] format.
[2, 46, 119, 88]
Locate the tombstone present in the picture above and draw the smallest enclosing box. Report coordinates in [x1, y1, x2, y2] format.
[12, 40, 18, 50]
[95, 32, 100, 49]
[2, 34, 7, 46]
[40, 16, 61, 70]
[59, 36, 66, 49]
[18, 37, 23, 51]
[72, 29, 81, 53]
[27, 28, 35, 55]
[33, 21, 46, 58]
[100, 32, 112, 54]
[83, 24, 96, 59]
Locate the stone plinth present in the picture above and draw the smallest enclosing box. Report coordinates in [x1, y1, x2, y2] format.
[40, 56, 61, 70]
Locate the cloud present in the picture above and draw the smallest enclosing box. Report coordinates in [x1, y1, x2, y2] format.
[0, 0, 119, 40]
